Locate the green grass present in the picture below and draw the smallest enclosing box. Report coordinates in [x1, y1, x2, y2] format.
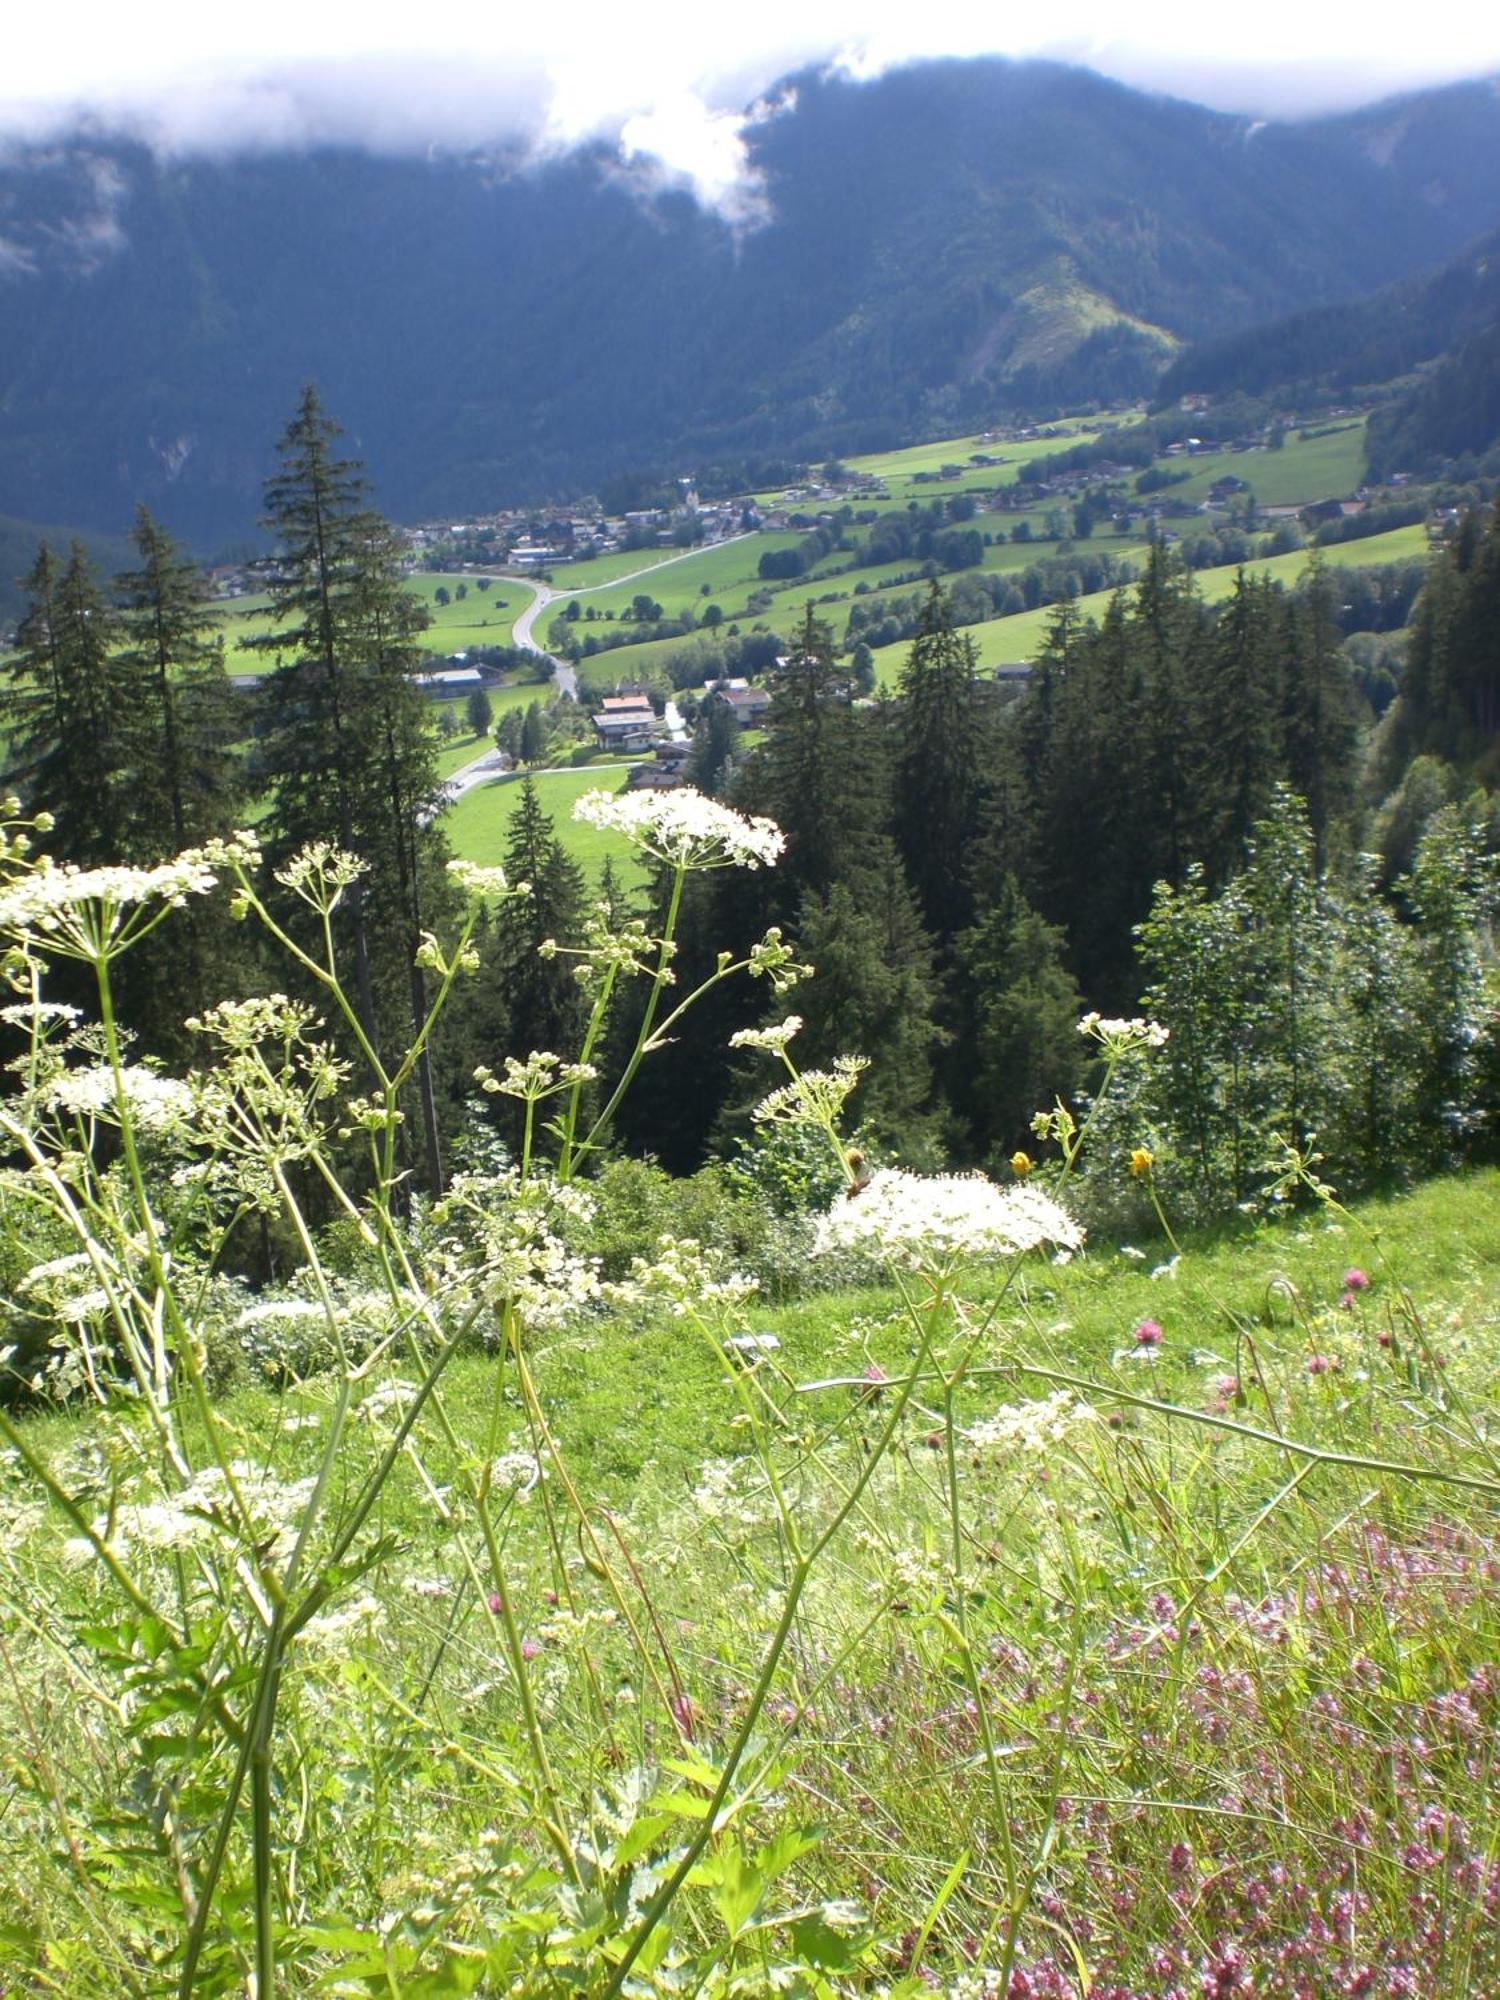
[6, 1153, 1498, 1992]
[1163, 421, 1368, 509]
[441, 759, 649, 880]
[549, 534, 803, 627]
[214, 574, 534, 675]
[872, 521, 1433, 678]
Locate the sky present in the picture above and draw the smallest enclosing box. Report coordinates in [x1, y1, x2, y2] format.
[5, 3, 1500, 213]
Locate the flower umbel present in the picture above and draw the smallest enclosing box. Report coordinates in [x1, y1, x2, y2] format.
[811, 1168, 1083, 1272]
[572, 786, 784, 871]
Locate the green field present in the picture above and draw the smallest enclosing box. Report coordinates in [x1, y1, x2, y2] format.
[442, 760, 649, 881]
[546, 533, 803, 628]
[1159, 421, 1368, 509]
[869, 520, 1432, 678]
[214, 573, 531, 674]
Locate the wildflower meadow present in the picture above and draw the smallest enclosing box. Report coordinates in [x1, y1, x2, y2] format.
[0, 789, 1497, 1998]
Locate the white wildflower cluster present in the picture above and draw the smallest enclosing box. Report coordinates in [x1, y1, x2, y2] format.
[274, 842, 366, 906]
[474, 1051, 597, 1101]
[298, 1594, 387, 1653]
[187, 993, 321, 1051]
[690, 1455, 777, 1530]
[1078, 1012, 1170, 1054]
[187, 999, 349, 1181]
[543, 905, 661, 995]
[0, 999, 81, 1031]
[751, 1055, 867, 1130]
[488, 1450, 544, 1498]
[535, 1604, 617, 1654]
[70, 1459, 318, 1568]
[967, 1389, 1097, 1456]
[235, 1287, 424, 1383]
[434, 1171, 600, 1331]
[728, 1014, 802, 1053]
[0, 851, 223, 957]
[356, 1376, 420, 1427]
[447, 858, 525, 902]
[40, 1062, 193, 1135]
[812, 1169, 1084, 1272]
[746, 927, 810, 994]
[604, 1234, 759, 1320]
[572, 786, 785, 871]
[19, 1248, 122, 1327]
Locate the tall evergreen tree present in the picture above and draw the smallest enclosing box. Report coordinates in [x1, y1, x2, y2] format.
[486, 779, 589, 1113]
[1281, 557, 1357, 859]
[255, 386, 455, 1189]
[114, 506, 244, 852]
[894, 579, 985, 944]
[4, 542, 131, 863]
[745, 605, 882, 903]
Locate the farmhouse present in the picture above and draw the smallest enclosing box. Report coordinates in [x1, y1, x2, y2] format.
[704, 677, 771, 724]
[592, 694, 659, 751]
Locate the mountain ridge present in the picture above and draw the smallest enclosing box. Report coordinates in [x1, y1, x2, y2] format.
[3, 58, 1500, 544]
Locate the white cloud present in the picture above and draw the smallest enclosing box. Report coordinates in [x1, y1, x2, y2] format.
[1, 1, 1497, 214]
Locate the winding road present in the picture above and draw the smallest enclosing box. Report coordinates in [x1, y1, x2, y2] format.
[501, 529, 757, 701]
[438, 532, 757, 809]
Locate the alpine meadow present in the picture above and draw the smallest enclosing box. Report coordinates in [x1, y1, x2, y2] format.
[1, 32, 1500, 2000]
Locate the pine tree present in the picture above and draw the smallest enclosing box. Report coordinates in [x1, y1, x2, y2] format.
[893, 579, 985, 944]
[3, 541, 130, 863]
[487, 779, 589, 1109]
[957, 879, 1083, 1164]
[255, 387, 454, 1189]
[745, 605, 882, 902]
[1281, 557, 1356, 859]
[114, 507, 244, 852]
[1197, 571, 1283, 883]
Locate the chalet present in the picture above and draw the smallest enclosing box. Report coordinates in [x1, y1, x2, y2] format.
[628, 740, 692, 790]
[592, 694, 658, 752]
[704, 679, 771, 724]
[1300, 498, 1355, 528]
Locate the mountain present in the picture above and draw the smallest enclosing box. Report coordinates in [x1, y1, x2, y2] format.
[3, 59, 1500, 545]
[1158, 219, 1500, 473]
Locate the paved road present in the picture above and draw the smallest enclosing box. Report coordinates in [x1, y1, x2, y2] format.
[499, 530, 757, 705]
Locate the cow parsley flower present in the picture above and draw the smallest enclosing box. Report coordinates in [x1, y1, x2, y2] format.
[729, 1014, 802, 1052]
[969, 1389, 1097, 1454]
[1077, 1012, 1170, 1053]
[812, 1168, 1083, 1271]
[572, 786, 784, 870]
[41, 1063, 193, 1134]
[0, 853, 221, 956]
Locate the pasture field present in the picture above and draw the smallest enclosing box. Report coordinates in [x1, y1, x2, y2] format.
[546, 532, 806, 627]
[1161, 420, 1368, 509]
[872, 520, 1432, 678]
[524, 536, 770, 596]
[441, 758, 648, 880]
[214, 574, 529, 674]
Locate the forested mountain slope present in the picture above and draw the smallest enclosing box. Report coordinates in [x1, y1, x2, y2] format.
[4, 60, 1500, 542]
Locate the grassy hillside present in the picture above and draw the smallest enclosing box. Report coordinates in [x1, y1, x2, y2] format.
[4, 1141, 1497, 1990]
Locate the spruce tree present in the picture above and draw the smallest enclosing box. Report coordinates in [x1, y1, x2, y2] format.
[256, 386, 455, 1189]
[486, 779, 589, 1122]
[114, 507, 243, 852]
[3, 541, 130, 863]
[894, 579, 984, 945]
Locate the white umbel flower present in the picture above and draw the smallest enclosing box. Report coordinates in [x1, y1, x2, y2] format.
[812, 1168, 1083, 1271]
[42, 1063, 193, 1134]
[572, 786, 784, 870]
[729, 1014, 803, 1052]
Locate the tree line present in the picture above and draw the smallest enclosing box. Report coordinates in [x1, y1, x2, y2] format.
[5, 392, 1495, 1218]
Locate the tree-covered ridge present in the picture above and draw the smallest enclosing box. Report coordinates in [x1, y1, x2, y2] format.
[6, 62, 1500, 541]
